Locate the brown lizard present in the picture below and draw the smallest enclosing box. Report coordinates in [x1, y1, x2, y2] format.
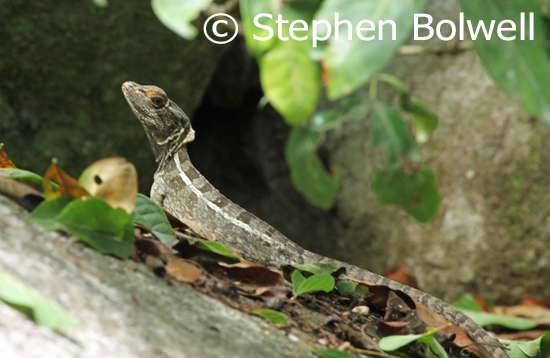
[122, 81, 507, 358]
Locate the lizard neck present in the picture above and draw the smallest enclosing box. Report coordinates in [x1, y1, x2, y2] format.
[156, 146, 314, 264]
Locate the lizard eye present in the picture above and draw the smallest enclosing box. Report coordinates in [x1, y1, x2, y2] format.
[151, 96, 165, 108]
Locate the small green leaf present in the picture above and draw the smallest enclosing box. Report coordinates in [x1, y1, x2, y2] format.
[373, 166, 442, 223]
[427, 338, 449, 358]
[291, 269, 306, 294]
[294, 273, 335, 296]
[285, 126, 341, 209]
[253, 309, 288, 326]
[294, 263, 342, 275]
[372, 101, 423, 163]
[260, 40, 321, 125]
[335, 279, 359, 298]
[501, 334, 550, 358]
[313, 348, 358, 358]
[28, 197, 73, 230]
[55, 198, 135, 259]
[450, 293, 486, 312]
[0, 268, 79, 331]
[151, 0, 212, 39]
[460, 309, 538, 330]
[194, 241, 241, 261]
[310, 100, 369, 132]
[378, 75, 438, 143]
[355, 284, 370, 298]
[379, 332, 426, 351]
[0, 168, 56, 191]
[132, 194, 175, 244]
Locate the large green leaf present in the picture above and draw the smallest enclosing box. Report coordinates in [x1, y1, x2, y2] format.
[315, 0, 428, 99]
[373, 166, 442, 222]
[260, 39, 322, 125]
[459, 0, 550, 125]
[285, 126, 341, 209]
[55, 198, 135, 259]
[240, 0, 278, 56]
[501, 334, 550, 358]
[132, 193, 175, 244]
[241, 0, 322, 57]
[372, 101, 422, 164]
[151, 0, 212, 39]
[28, 197, 73, 231]
[0, 268, 79, 331]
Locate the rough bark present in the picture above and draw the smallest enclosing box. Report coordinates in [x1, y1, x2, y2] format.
[0, 195, 316, 358]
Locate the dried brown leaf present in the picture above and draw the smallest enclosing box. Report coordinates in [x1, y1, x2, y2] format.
[0, 144, 16, 168]
[44, 160, 90, 199]
[216, 260, 286, 288]
[165, 256, 205, 284]
[382, 265, 419, 290]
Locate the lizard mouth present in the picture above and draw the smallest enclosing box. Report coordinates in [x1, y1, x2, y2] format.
[122, 81, 148, 118]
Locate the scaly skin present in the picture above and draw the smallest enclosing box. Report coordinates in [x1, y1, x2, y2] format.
[122, 81, 507, 358]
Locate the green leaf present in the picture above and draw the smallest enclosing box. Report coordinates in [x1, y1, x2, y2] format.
[294, 262, 342, 275]
[0, 268, 79, 331]
[253, 309, 288, 326]
[313, 348, 358, 358]
[260, 40, 322, 125]
[194, 241, 241, 261]
[372, 101, 422, 164]
[294, 273, 335, 296]
[310, 100, 369, 132]
[285, 126, 341, 209]
[92, 0, 108, 8]
[0, 168, 56, 191]
[379, 332, 426, 351]
[450, 293, 486, 312]
[501, 334, 550, 358]
[291, 269, 307, 294]
[315, 0, 429, 99]
[240, 0, 278, 56]
[151, 0, 212, 39]
[55, 198, 135, 259]
[28, 197, 73, 230]
[132, 194, 175, 244]
[378, 75, 438, 143]
[427, 338, 449, 358]
[459, 1, 550, 126]
[354, 284, 370, 299]
[335, 279, 359, 298]
[373, 166, 442, 223]
[460, 309, 539, 330]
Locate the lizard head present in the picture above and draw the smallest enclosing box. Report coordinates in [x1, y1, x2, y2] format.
[122, 81, 195, 165]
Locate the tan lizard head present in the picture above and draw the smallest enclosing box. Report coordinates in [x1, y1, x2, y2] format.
[122, 81, 195, 166]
